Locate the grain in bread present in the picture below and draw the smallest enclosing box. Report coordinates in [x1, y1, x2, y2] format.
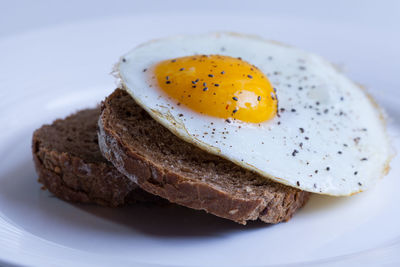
[32, 107, 160, 206]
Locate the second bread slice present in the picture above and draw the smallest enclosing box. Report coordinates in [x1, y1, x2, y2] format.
[32, 107, 160, 206]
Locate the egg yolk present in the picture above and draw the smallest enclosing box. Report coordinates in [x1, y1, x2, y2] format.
[153, 55, 277, 123]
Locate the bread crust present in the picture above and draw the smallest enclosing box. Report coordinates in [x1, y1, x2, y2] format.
[98, 89, 310, 224]
[32, 108, 160, 207]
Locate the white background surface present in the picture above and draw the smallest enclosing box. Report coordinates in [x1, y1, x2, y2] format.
[1, 0, 399, 37]
[0, 1, 400, 267]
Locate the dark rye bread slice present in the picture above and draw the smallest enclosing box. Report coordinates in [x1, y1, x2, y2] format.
[32, 107, 160, 207]
[98, 89, 311, 224]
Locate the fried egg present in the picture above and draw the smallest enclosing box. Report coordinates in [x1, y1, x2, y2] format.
[116, 33, 392, 196]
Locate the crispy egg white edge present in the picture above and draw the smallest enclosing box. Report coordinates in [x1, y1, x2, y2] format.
[113, 32, 394, 196]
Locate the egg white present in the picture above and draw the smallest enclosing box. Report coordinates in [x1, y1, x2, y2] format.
[117, 33, 392, 196]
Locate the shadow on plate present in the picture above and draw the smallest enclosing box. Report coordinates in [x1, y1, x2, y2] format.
[0, 158, 351, 239]
[73, 201, 268, 237]
[301, 194, 350, 215]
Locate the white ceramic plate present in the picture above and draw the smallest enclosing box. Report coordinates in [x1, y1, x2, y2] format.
[0, 15, 399, 267]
